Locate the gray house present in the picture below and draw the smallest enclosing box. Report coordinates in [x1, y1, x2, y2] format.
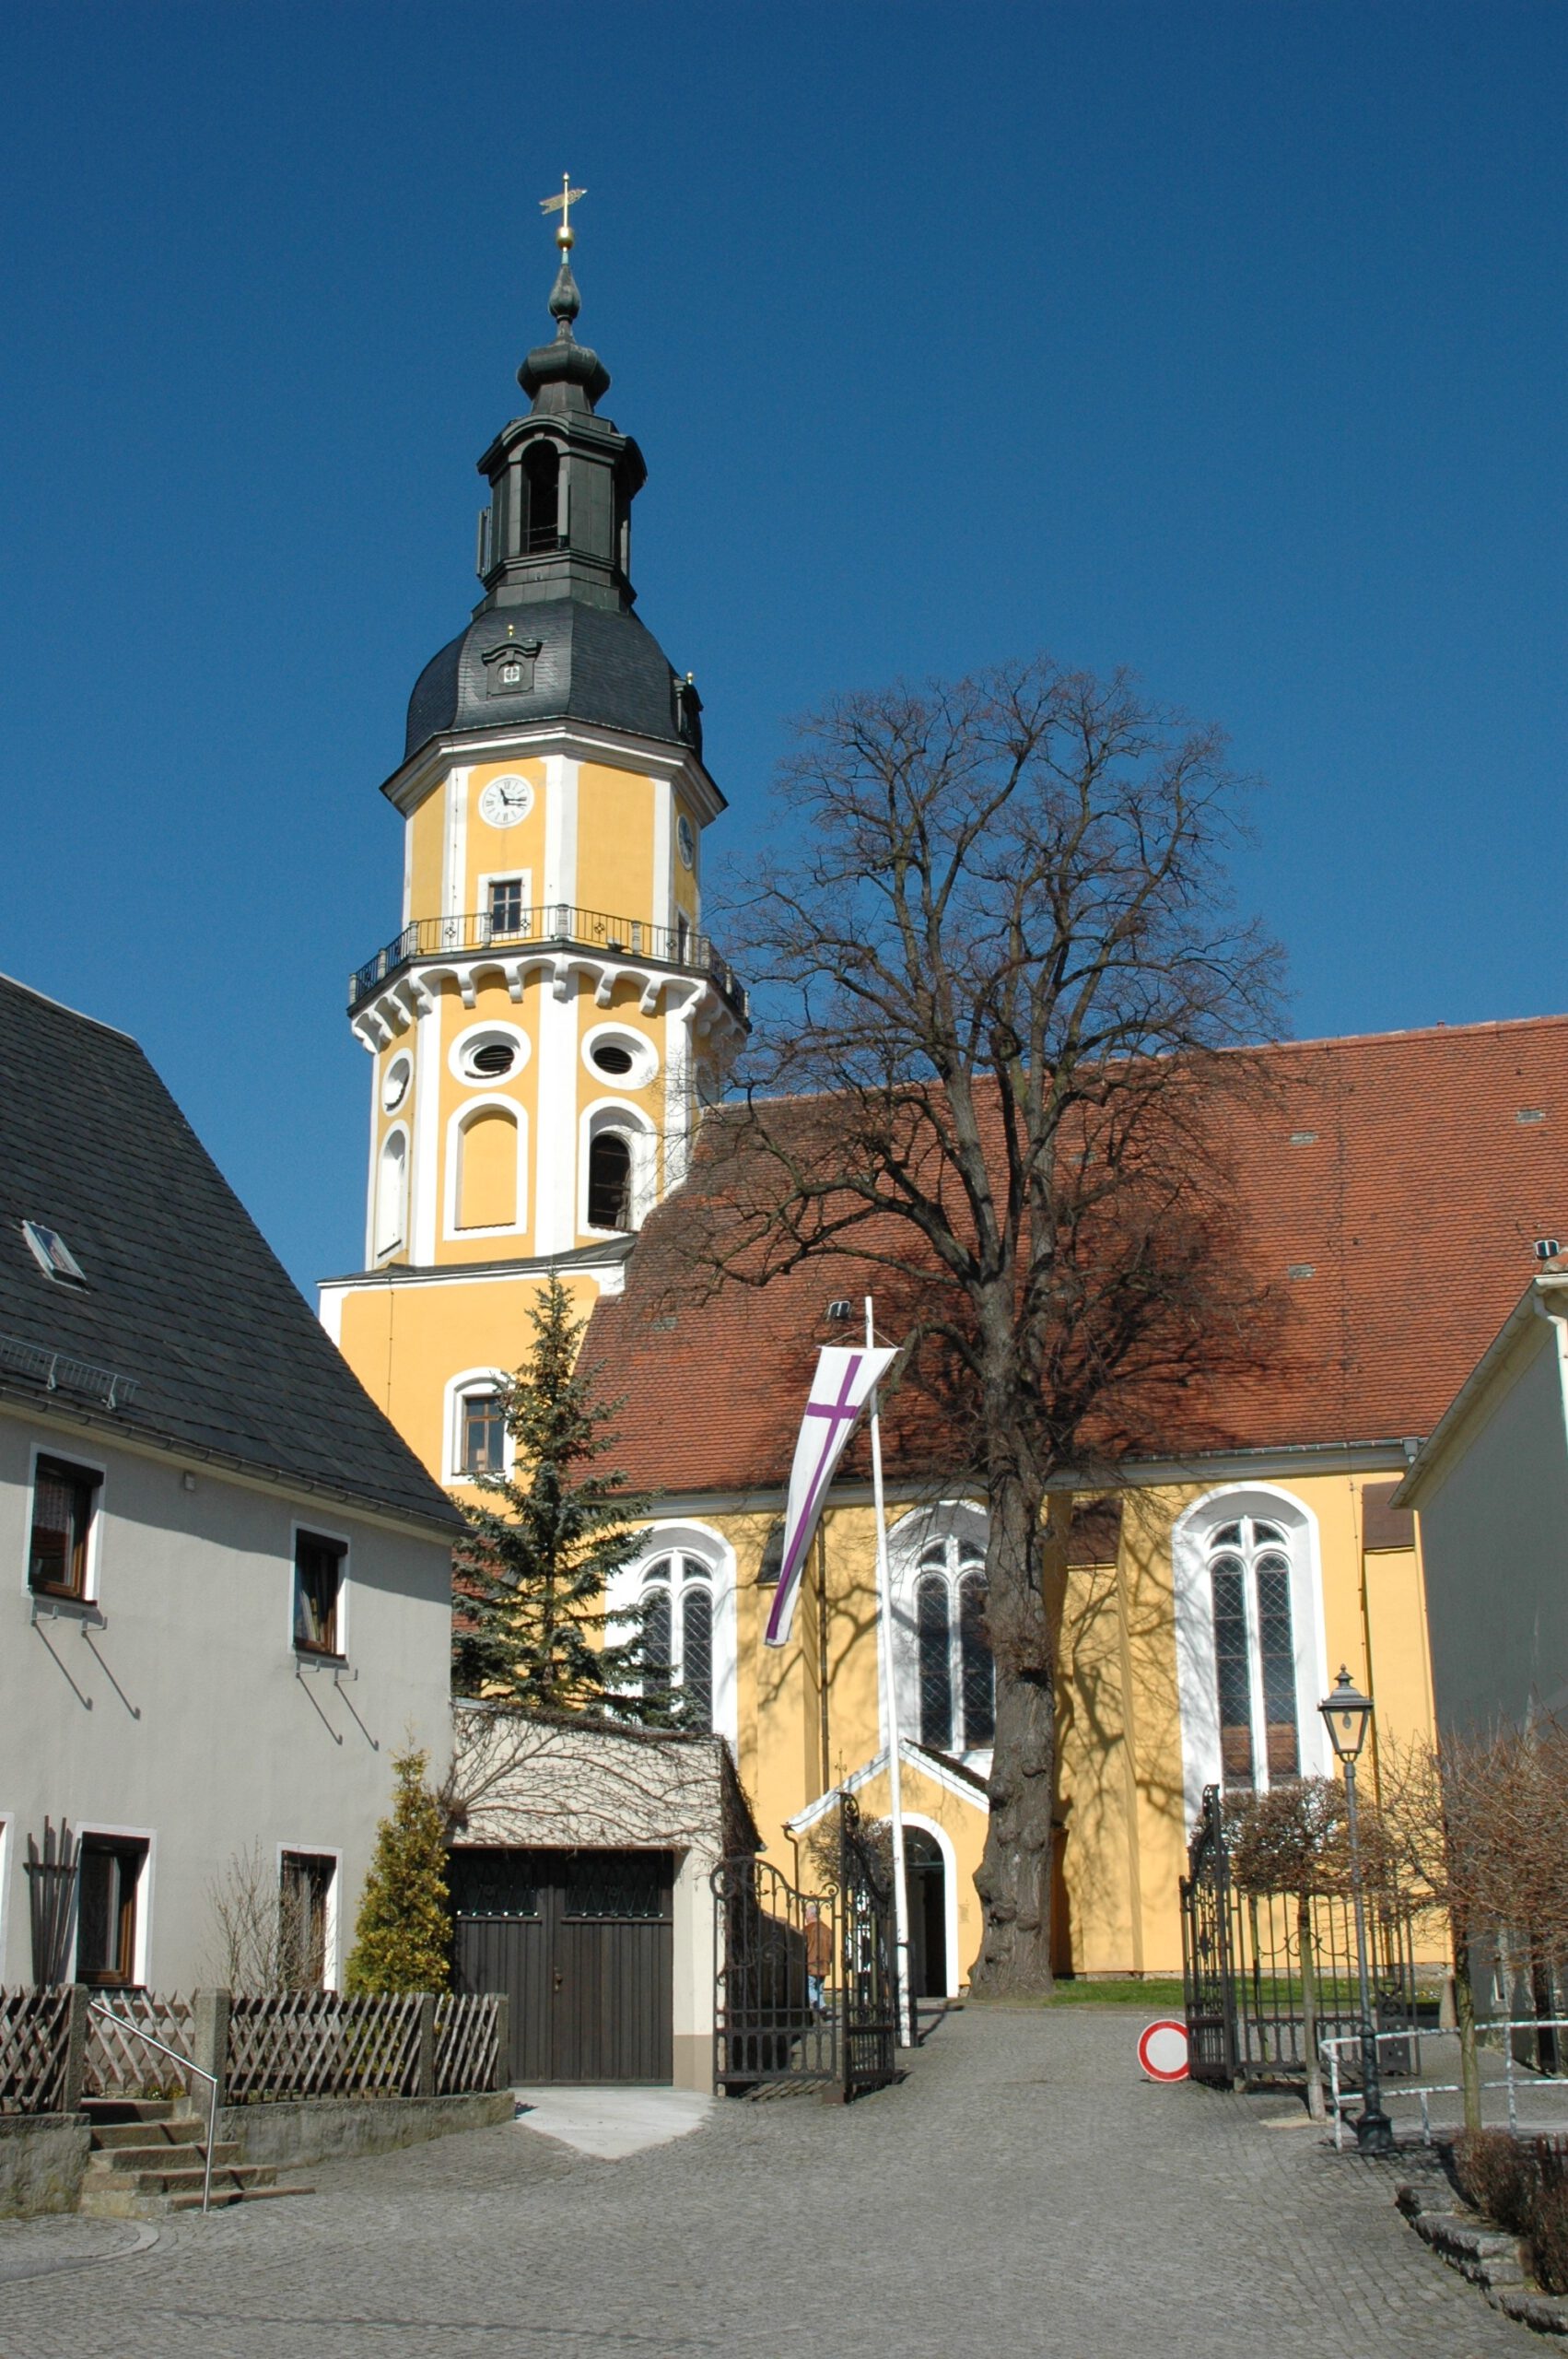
[0, 972, 462, 1992]
[1396, 1265, 1568, 1737]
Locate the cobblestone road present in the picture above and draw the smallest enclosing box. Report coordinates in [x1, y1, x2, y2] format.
[0, 2008, 1536, 2357]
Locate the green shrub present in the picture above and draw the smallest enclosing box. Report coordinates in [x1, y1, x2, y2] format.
[1453, 2128, 1538, 2235]
[344, 1748, 451, 1995]
[1530, 2182, 1568, 2295]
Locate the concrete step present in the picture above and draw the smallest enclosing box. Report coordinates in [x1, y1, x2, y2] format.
[167, 2184, 314, 2212]
[90, 2118, 212, 2151]
[88, 2161, 275, 2196]
[85, 2140, 244, 2175]
[79, 2159, 285, 2219]
[81, 2097, 177, 2126]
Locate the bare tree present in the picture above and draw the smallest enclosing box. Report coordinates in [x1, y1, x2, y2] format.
[205, 1844, 315, 1994]
[695, 657, 1282, 1993]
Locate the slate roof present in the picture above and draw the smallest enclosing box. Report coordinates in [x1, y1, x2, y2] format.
[0, 973, 460, 1532]
[584, 1015, 1568, 1496]
[404, 597, 697, 769]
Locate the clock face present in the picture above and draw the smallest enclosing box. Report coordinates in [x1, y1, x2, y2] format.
[676, 812, 696, 869]
[478, 774, 533, 829]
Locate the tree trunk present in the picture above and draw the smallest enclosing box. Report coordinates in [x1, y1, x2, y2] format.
[970, 1445, 1057, 1996]
[1454, 1925, 1482, 2135]
[1299, 1894, 1326, 2122]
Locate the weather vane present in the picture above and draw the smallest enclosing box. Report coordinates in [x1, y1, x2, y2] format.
[540, 173, 586, 252]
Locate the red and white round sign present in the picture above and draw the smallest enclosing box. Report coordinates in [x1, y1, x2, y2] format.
[1137, 2019, 1189, 2083]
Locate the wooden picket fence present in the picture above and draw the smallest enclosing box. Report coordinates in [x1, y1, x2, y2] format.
[0, 1988, 503, 2113]
[0, 1988, 71, 2113]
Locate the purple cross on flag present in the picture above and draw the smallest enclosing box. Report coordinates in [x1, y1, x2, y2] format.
[764, 1344, 896, 1648]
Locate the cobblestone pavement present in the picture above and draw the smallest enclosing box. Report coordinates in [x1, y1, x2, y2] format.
[0, 2007, 1538, 2357]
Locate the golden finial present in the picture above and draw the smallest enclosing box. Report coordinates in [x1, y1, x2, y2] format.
[540, 173, 587, 252]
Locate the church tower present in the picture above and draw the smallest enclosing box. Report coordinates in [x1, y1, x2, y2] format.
[322, 199, 745, 1487]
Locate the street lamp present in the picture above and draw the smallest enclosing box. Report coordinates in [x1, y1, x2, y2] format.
[1318, 1667, 1395, 2155]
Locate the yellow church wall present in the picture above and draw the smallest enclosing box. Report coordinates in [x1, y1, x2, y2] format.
[575, 763, 655, 925]
[334, 1265, 604, 1488]
[408, 782, 447, 916]
[673, 794, 700, 925]
[429, 975, 542, 1263]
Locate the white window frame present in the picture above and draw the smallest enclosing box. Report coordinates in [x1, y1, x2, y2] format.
[275, 1842, 343, 1992]
[290, 1519, 351, 1667]
[477, 868, 533, 941]
[581, 1021, 660, 1090]
[611, 1521, 737, 1743]
[443, 1367, 514, 1485]
[447, 1017, 532, 1086]
[444, 1097, 530, 1240]
[0, 1813, 12, 1984]
[887, 1500, 992, 1769]
[375, 1124, 409, 1260]
[21, 1438, 107, 1610]
[579, 1099, 656, 1237]
[73, 1822, 156, 1989]
[1171, 1483, 1332, 1826]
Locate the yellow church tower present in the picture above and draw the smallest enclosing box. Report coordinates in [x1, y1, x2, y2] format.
[322, 197, 745, 1485]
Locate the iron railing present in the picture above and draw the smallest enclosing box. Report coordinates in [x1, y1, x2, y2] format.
[349, 906, 748, 1021]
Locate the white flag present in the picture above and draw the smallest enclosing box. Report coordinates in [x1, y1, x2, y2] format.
[764, 1344, 896, 1648]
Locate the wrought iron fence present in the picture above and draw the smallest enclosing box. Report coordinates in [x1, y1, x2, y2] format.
[348, 905, 748, 1020]
[1180, 1784, 1422, 2088]
[712, 1796, 897, 2103]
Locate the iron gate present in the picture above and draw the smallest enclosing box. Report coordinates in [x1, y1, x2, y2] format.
[712, 1795, 897, 2102]
[1180, 1785, 1422, 2088]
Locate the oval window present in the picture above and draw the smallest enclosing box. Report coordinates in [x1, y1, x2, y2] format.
[381, 1056, 412, 1113]
[469, 1042, 516, 1079]
[591, 1041, 635, 1077]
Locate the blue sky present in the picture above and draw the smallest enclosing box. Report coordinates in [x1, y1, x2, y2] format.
[2, 3, 1563, 1293]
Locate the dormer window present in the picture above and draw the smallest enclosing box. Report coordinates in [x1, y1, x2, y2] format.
[482, 638, 543, 698]
[22, 1221, 86, 1285]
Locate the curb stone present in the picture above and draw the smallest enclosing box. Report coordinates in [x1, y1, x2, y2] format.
[1396, 2179, 1568, 2334]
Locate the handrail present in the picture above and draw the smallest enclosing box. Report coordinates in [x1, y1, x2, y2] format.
[87, 2001, 218, 2214]
[348, 904, 747, 1021]
[1321, 2016, 1568, 2150]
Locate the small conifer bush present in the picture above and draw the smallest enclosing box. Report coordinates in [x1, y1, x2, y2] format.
[344, 1748, 451, 1994]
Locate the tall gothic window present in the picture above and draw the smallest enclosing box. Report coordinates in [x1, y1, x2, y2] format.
[638, 1554, 714, 1731]
[911, 1532, 994, 1755]
[1207, 1518, 1301, 1791]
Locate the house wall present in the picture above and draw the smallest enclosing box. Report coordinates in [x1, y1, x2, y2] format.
[0, 1405, 453, 1991]
[1410, 1310, 1568, 1735]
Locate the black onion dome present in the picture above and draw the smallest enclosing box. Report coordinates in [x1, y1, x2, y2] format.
[404, 599, 701, 763]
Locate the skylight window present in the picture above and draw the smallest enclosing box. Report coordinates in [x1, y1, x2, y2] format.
[22, 1222, 86, 1285]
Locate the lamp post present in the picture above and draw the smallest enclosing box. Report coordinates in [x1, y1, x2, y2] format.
[1318, 1667, 1395, 2155]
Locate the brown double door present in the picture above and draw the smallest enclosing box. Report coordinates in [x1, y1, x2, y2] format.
[450, 1848, 673, 2084]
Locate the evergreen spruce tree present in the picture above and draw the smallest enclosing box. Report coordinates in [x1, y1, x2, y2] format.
[452, 1275, 678, 1719]
[344, 1748, 451, 1993]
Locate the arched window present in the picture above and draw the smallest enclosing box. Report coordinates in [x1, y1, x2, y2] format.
[586, 1131, 632, 1231]
[523, 443, 559, 552]
[457, 1106, 518, 1230]
[1207, 1517, 1301, 1792]
[638, 1554, 713, 1731]
[909, 1532, 993, 1757]
[375, 1130, 406, 1257]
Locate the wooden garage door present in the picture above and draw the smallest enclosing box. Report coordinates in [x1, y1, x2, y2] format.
[450, 1848, 673, 2084]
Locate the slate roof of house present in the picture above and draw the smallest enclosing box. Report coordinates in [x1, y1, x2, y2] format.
[0, 972, 460, 1532]
[585, 1015, 1568, 1496]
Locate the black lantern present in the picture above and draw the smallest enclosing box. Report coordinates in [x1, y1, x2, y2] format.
[1319, 1666, 1374, 1763]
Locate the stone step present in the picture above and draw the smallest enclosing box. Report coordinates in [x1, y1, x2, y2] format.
[91, 2118, 211, 2151]
[167, 2183, 313, 2212]
[79, 2159, 284, 2218]
[81, 2097, 177, 2126]
[85, 2140, 243, 2175]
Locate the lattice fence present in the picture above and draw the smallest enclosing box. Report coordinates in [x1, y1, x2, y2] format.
[84, 1990, 195, 2098]
[226, 1992, 422, 2103]
[434, 1993, 501, 2095]
[0, 1988, 70, 2114]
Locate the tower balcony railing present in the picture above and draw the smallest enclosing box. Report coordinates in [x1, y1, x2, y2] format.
[348, 905, 748, 1023]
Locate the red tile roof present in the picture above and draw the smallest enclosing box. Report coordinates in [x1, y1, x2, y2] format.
[585, 1015, 1568, 1495]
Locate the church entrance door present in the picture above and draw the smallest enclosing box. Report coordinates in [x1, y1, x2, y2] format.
[450, 1848, 674, 2083]
[903, 1829, 948, 2000]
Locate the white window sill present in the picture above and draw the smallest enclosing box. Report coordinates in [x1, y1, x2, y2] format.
[293, 1648, 349, 1675]
[29, 1591, 105, 1629]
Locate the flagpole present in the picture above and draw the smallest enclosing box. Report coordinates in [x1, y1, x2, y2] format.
[866, 1296, 914, 2048]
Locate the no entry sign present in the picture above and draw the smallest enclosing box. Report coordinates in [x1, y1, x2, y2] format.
[1137, 2019, 1189, 2082]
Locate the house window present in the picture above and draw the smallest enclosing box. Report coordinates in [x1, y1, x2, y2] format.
[586, 1132, 633, 1231]
[1207, 1519, 1301, 1791]
[279, 1852, 334, 1990]
[460, 1390, 506, 1477]
[909, 1533, 994, 1755]
[294, 1532, 345, 1658]
[29, 1457, 99, 1600]
[639, 1555, 715, 1731]
[76, 1837, 146, 1988]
